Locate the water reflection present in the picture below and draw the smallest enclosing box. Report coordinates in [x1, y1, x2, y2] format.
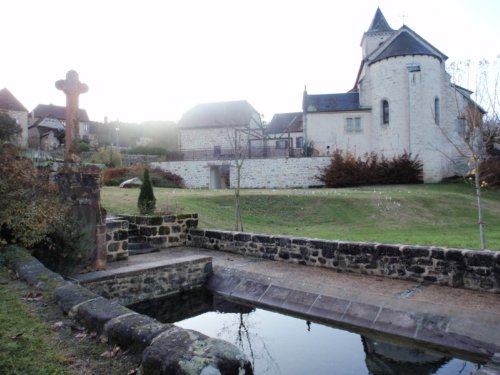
[130, 289, 481, 375]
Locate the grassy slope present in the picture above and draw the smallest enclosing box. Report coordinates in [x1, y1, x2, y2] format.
[0, 270, 66, 375]
[101, 183, 500, 250]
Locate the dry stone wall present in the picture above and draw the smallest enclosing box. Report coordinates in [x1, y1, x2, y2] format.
[188, 229, 500, 293]
[105, 219, 129, 262]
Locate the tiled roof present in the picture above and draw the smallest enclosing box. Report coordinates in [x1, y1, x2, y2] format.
[0, 88, 28, 112]
[31, 104, 90, 122]
[367, 8, 394, 33]
[304, 93, 364, 113]
[266, 112, 303, 135]
[370, 27, 447, 64]
[178, 100, 260, 128]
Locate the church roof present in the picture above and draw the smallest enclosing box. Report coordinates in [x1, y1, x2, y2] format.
[178, 100, 260, 129]
[367, 7, 394, 33]
[370, 26, 447, 64]
[31, 104, 90, 122]
[266, 112, 303, 135]
[0, 88, 28, 112]
[304, 93, 365, 113]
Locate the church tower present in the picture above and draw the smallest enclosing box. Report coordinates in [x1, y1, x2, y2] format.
[361, 8, 395, 58]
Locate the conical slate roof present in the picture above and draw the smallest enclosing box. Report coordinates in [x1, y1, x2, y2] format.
[367, 7, 394, 33]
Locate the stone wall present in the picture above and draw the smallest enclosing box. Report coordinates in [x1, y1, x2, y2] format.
[118, 214, 198, 249]
[78, 255, 213, 306]
[188, 229, 500, 293]
[105, 219, 129, 262]
[50, 163, 107, 269]
[152, 157, 331, 188]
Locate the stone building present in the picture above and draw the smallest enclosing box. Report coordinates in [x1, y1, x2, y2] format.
[302, 8, 479, 182]
[0, 88, 29, 147]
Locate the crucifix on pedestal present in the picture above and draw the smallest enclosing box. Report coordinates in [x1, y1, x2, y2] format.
[56, 70, 88, 162]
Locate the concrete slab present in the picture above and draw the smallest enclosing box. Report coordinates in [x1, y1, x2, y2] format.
[73, 247, 500, 362]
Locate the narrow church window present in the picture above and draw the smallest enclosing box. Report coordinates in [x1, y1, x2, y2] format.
[296, 137, 304, 148]
[214, 146, 221, 157]
[382, 100, 389, 125]
[434, 97, 440, 125]
[276, 139, 288, 149]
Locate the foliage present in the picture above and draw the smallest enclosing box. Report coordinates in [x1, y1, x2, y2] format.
[101, 166, 184, 187]
[127, 145, 167, 156]
[31, 218, 89, 274]
[79, 141, 90, 152]
[318, 150, 423, 187]
[0, 145, 67, 248]
[478, 156, 500, 189]
[90, 146, 122, 167]
[138, 168, 156, 214]
[303, 141, 315, 157]
[0, 112, 22, 143]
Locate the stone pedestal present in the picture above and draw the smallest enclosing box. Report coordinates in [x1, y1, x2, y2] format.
[51, 163, 107, 270]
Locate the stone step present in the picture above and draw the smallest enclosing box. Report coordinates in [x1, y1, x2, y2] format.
[128, 235, 147, 244]
[128, 242, 152, 250]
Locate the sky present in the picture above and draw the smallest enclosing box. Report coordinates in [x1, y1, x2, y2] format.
[1, 0, 499, 124]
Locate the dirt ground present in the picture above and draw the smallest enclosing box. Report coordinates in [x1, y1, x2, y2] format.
[7, 271, 142, 375]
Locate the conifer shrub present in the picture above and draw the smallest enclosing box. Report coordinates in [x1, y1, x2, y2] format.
[319, 150, 422, 187]
[138, 168, 156, 214]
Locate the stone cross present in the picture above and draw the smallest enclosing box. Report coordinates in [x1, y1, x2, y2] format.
[56, 70, 88, 162]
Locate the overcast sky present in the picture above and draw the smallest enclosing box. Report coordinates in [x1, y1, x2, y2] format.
[2, 0, 499, 123]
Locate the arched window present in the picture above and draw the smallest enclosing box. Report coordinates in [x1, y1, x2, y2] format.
[434, 97, 440, 125]
[382, 100, 389, 125]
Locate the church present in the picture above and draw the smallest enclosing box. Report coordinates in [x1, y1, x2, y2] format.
[301, 8, 477, 182]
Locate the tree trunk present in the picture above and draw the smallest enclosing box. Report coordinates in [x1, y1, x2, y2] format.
[474, 161, 487, 249]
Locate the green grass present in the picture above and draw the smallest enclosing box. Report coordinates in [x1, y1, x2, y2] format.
[0, 270, 67, 375]
[101, 183, 500, 250]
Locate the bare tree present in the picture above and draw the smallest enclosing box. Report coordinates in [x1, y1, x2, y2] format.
[439, 58, 499, 249]
[226, 120, 266, 232]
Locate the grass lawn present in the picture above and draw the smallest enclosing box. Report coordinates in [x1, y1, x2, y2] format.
[101, 182, 500, 250]
[0, 269, 67, 375]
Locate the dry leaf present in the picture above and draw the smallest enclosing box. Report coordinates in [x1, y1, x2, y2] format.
[51, 321, 64, 330]
[128, 368, 138, 375]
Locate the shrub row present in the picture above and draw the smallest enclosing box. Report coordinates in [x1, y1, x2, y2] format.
[319, 150, 423, 187]
[101, 166, 184, 188]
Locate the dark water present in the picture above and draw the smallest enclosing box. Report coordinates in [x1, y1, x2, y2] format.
[130, 289, 483, 375]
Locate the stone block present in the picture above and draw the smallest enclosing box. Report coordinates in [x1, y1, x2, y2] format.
[105, 313, 172, 353]
[140, 227, 158, 236]
[309, 295, 350, 321]
[259, 285, 292, 307]
[466, 252, 495, 267]
[282, 290, 318, 314]
[163, 215, 176, 223]
[76, 297, 132, 333]
[52, 283, 100, 314]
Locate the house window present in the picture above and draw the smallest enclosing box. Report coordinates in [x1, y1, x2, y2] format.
[346, 117, 362, 133]
[382, 100, 389, 125]
[213, 146, 221, 157]
[434, 97, 440, 125]
[296, 137, 304, 148]
[276, 140, 289, 149]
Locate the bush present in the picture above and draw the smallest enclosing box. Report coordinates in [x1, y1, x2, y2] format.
[138, 168, 156, 214]
[128, 146, 166, 156]
[101, 166, 184, 188]
[319, 150, 423, 187]
[91, 146, 122, 167]
[0, 145, 67, 248]
[479, 157, 500, 189]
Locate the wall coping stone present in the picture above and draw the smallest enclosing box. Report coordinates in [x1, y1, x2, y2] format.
[7, 249, 252, 375]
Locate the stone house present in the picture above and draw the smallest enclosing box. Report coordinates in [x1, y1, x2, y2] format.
[265, 112, 304, 157]
[29, 104, 99, 150]
[0, 88, 29, 147]
[177, 100, 263, 188]
[302, 8, 479, 182]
